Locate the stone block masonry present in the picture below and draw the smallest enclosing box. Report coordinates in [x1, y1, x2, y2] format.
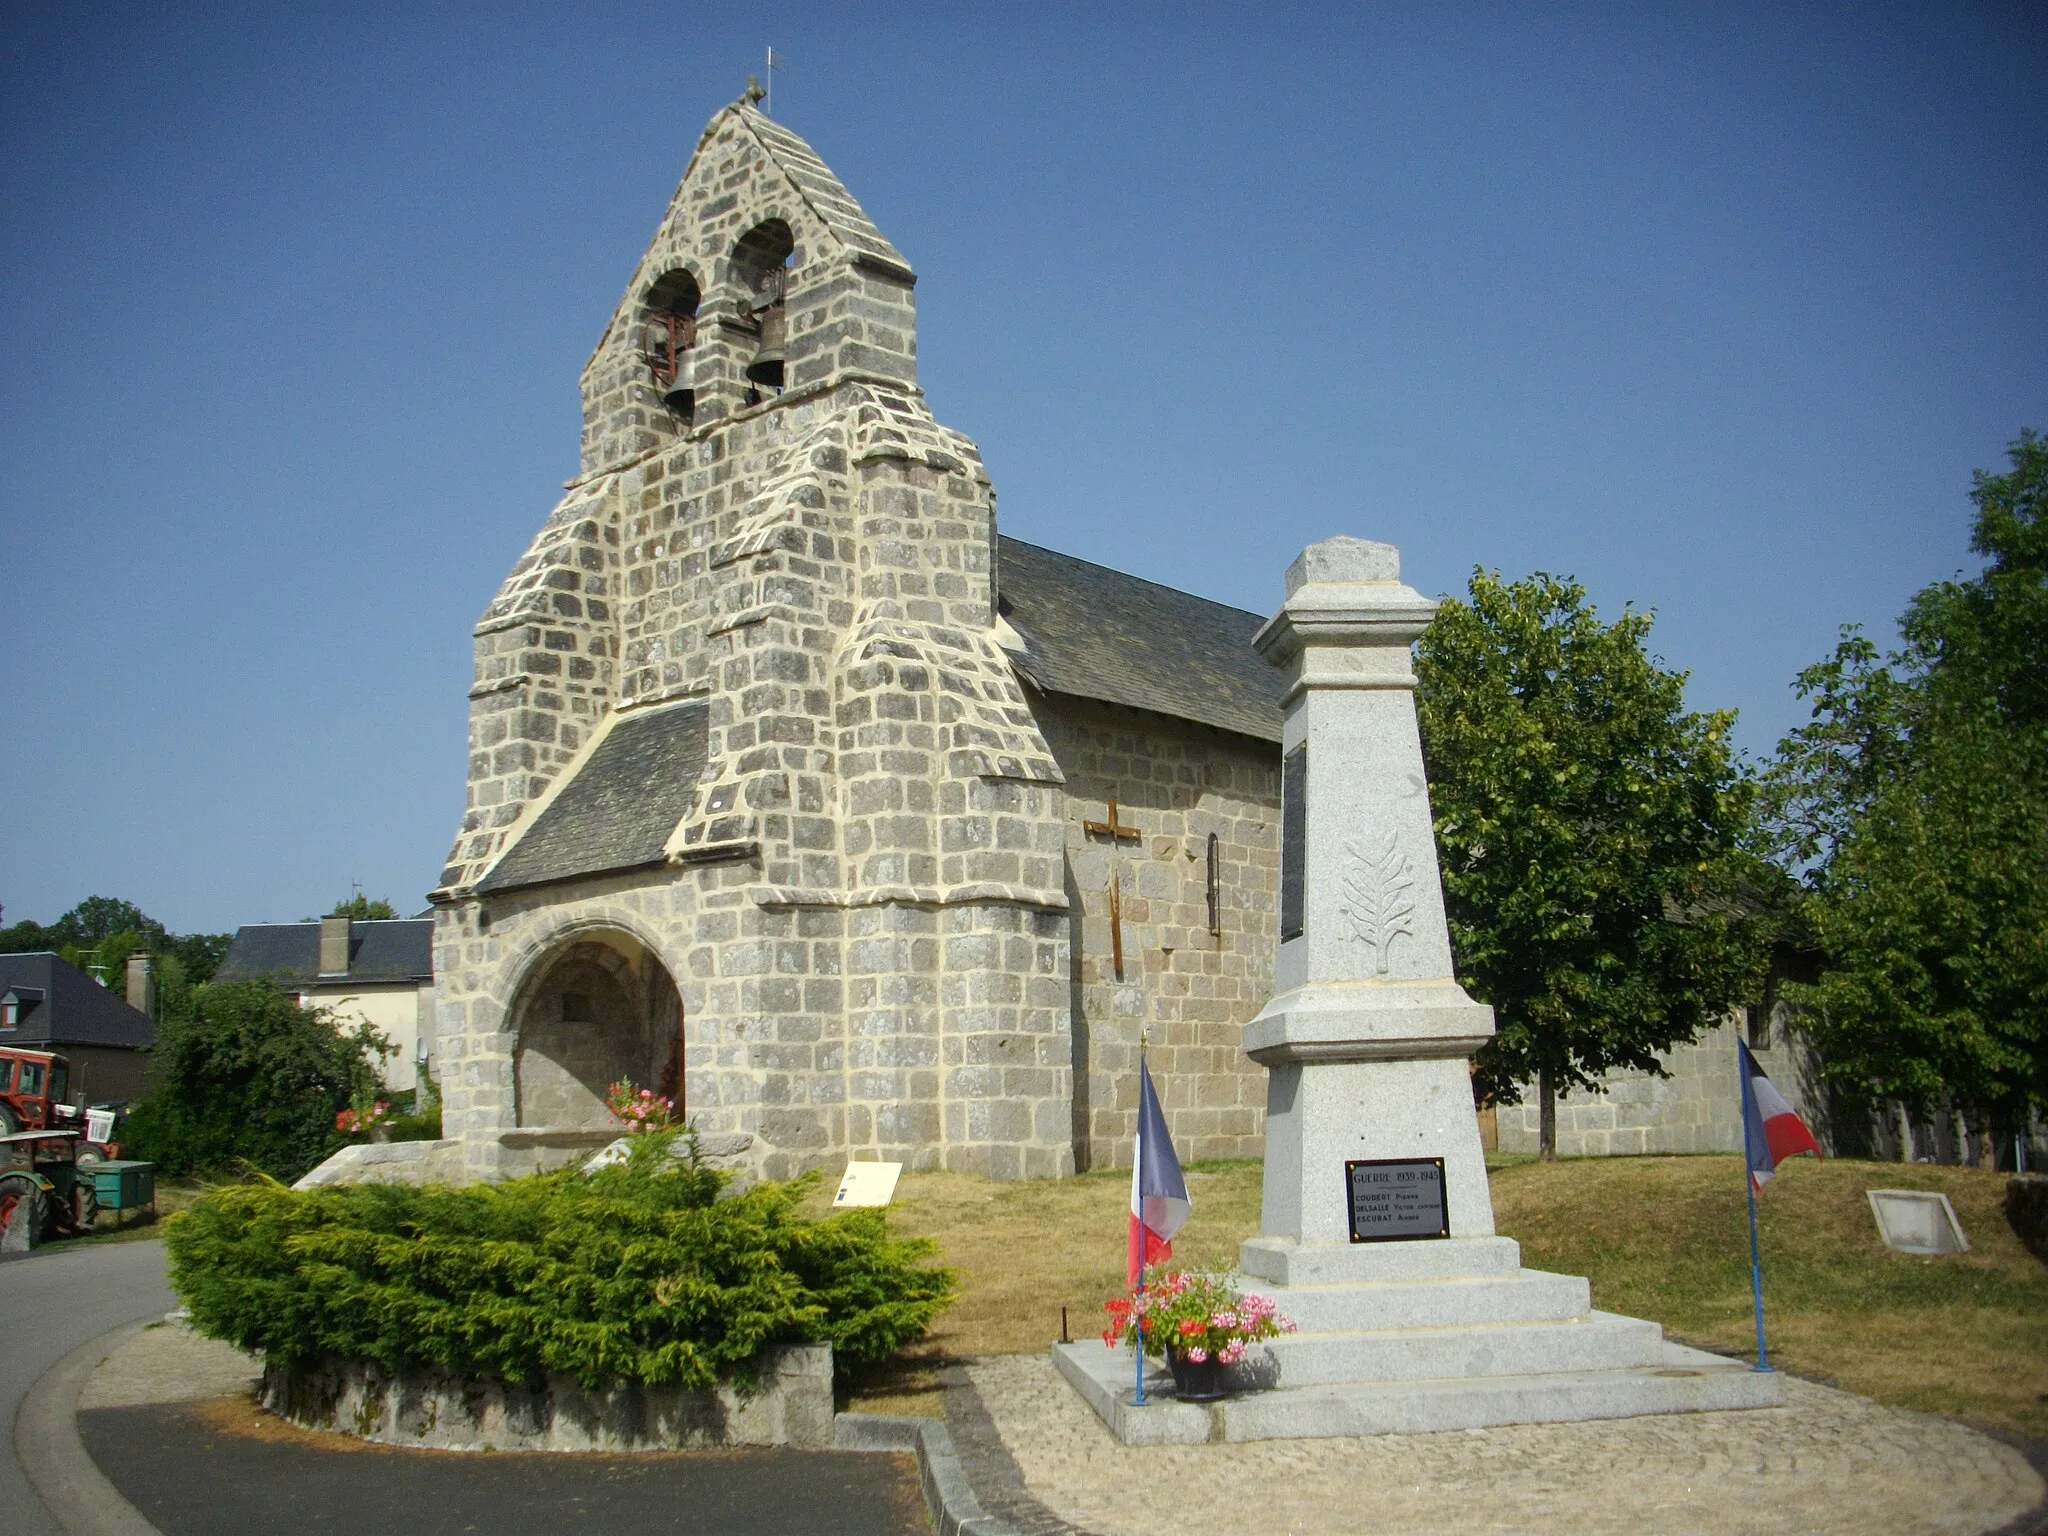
[1037, 698, 1279, 1171]
[1495, 1014, 1824, 1157]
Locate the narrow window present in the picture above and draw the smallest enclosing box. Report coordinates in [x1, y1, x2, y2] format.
[1206, 832, 1222, 941]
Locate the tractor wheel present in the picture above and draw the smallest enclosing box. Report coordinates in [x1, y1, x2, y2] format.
[0, 1173, 46, 1246]
[72, 1182, 100, 1234]
[0, 1103, 20, 1136]
[75, 1145, 106, 1166]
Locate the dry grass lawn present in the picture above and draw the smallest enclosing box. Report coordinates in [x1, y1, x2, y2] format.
[842, 1154, 2048, 1439]
[1491, 1154, 2048, 1440]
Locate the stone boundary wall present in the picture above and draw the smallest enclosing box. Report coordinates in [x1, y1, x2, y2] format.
[1037, 697, 1281, 1170]
[1495, 1015, 1823, 1158]
[259, 1344, 834, 1452]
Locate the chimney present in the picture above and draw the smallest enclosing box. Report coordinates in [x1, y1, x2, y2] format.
[125, 952, 157, 1018]
[319, 915, 353, 978]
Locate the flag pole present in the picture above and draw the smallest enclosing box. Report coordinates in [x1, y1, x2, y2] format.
[1133, 1026, 1149, 1406]
[1739, 1050, 1771, 1373]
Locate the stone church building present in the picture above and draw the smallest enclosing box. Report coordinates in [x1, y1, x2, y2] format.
[429, 94, 1285, 1182]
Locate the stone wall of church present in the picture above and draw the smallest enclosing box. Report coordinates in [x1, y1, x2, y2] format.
[1035, 698, 1282, 1170]
[1493, 1012, 1824, 1157]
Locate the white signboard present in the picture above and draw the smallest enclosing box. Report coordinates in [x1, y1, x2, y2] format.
[832, 1160, 903, 1208]
[1867, 1189, 1970, 1255]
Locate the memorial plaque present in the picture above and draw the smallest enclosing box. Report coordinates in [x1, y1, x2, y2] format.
[1281, 744, 1307, 941]
[1345, 1157, 1449, 1243]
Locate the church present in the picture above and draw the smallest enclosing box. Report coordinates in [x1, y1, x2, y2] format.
[428, 92, 1286, 1182]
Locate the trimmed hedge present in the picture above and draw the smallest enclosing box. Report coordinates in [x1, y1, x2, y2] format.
[2008, 1173, 2048, 1264]
[166, 1135, 954, 1390]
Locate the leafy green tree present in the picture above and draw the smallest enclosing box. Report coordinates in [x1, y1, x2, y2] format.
[1417, 570, 1764, 1157]
[321, 894, 400, 920]
[55, 896, 167, 947]
[1763, 432, 2048, 1155]
[0, 917, 63, 953]
[124, 979, 391, 1181]
[169, 931, 233, 984]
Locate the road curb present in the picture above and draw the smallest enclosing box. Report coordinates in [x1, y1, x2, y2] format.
[834, 1412, 1016, 1536]
[14, 1319, 163, 1536]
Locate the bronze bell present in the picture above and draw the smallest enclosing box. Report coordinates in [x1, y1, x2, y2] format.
[745, 301, 786, 390]
[660, 350, 695, 416]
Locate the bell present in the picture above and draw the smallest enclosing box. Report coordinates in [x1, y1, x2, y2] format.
[660, 346, 695, 415]
[745, 303, 786, 390]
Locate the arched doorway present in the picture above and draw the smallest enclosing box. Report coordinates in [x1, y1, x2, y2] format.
[512, 931, 683, 1129]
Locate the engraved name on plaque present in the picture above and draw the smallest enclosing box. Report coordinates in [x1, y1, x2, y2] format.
[1345, 1157, 1449, 1243]
[1280, 744, 1307, 941]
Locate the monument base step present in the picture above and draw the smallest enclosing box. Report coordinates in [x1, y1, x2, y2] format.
[1052, 1336, 1783, 1445]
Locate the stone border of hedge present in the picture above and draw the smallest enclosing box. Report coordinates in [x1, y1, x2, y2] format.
[259, 1344, 835, 1452]
[257, 1347, 1019, 1533]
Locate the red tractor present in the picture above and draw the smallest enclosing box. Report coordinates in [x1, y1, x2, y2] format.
[0, 1048, 126, 1158]
[0, 1130, 99, 1247]
[0, 1047, 70, 1135]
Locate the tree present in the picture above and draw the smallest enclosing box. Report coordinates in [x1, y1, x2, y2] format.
[1416, 570, 1764, 1158]
[322, 894, 400, 920]
[1762, 432, 2048, 1157]
[0, 895, 229, 1000]
[123, 979, 391, 1181]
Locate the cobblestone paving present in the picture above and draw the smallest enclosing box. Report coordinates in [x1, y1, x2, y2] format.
[964, 1354, 2045, 1536]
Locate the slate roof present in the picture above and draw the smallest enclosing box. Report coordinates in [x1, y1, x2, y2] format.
[996, 537, 1285, 744]
[478, 698, 712, 896]
[0, 953, 156, 1049]
[217, 920, 435, 987]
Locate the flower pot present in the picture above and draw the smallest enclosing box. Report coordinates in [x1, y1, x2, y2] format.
[1166, 1350, 1229, 1402]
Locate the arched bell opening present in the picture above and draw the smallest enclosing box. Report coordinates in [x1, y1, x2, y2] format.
[640, 269, 701, 425]
[731, 219, 794, 404]
[511, 931, 684, 1131]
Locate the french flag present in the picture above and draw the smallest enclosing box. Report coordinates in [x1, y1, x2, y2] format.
[1740, 1040, 1822, 1191]
[1127, 1058, 1193, 1287]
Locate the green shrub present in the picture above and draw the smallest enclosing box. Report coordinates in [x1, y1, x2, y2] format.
[383, 1067, 443, 1143]
[164, 1133, 955, 1390]
[126, 979, 388, 1181]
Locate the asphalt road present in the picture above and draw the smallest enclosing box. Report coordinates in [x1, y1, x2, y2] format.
[0, 1239, 176, 1536]
[78, 1406, 929, 1536]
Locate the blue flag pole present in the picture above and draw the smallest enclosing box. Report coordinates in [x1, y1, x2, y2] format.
[1133, 1032, 1149, 1406]
[1738, 1052, 1771, 1374]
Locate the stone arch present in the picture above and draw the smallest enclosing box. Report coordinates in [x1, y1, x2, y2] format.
[730, 217, 795, 400]
[507, 925, 684, 1130]
[639, 267, 702, 424]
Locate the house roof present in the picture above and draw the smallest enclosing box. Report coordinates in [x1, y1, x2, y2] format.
[996, 536, 1285, 744]
[0, 953, 155, 1049]
[217, 920, 435, 987]
[478, 697, 712, 896]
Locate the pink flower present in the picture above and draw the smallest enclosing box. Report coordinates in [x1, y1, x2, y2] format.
[1221, 1340, 1247, 1364]
[1185, 1347, 1208, 1363]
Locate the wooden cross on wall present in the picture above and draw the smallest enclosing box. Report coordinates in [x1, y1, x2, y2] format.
[1083, 797, 1142, 982]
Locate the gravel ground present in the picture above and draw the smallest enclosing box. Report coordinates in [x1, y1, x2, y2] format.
[964, 1352, 2046, 1536]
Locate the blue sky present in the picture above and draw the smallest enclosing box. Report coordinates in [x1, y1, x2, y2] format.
[3, 3, 2043, 934]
